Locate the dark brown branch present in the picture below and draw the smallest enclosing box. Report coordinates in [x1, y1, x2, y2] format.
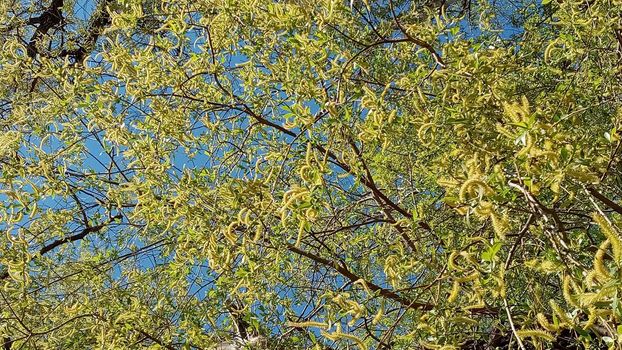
[2, 337, 12, 350]
[0, 214, 122, 280]
[388, 0, 446, 67]
[344, 134, 418, 252]
[26, 0, 64, 58]
[286, 244, 434, 310]
[587, 186, 622, 216]
[59, 0, 113, 63]
[504, 214, 535, 269]
[137, 330, 177, 350]
[39, 214, 121, 255]
[615, 29, 622, 59]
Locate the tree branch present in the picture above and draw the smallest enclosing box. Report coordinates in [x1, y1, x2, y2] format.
[586, 186, 622, 216]
[286, 244, 434, 310]
[26, 0, 64, 58]
[59, 0, 113, 63]
[0, 213, 122, 280]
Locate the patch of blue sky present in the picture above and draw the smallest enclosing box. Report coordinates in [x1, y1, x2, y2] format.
[72, 0, 98, 22]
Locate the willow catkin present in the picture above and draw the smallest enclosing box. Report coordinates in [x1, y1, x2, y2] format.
[583, 307, 597, 330]
[516, 133, 534, 158]
[224, 221, 238, 244]
[417, 123, 435, 146]
[543, 39, 558, 63]
[593, 239, 611, 280]
[515, 329, 555, 342]
[456, 271, 479, 283]
[447, 251, 460, 270]
[372, 303, 384, 325]
[294, 220, 305, 247]
[585, 270, 599, 288]
[562, 275, 580, 308]
[253, 224, 263, 242]
[549, 300, 572, 326]
[448, 280, 461, 303]
[536, 313, 559, 332]
[592, 213, 622, 262]
[321, 331, 368, 350]
[458, 178, 493, 201]
[490, 211, 509, 239]
[286, 321, 327, 328]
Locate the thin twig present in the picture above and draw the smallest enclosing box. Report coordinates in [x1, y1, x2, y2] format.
[503, 297, 526, 350]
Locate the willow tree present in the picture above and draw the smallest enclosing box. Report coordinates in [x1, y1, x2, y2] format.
[1, 0, 622, 348]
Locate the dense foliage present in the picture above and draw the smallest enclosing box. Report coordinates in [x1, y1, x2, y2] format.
[2, 0, 622, 348]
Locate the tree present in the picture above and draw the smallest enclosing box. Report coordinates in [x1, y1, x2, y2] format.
[1, 0, 622, 348]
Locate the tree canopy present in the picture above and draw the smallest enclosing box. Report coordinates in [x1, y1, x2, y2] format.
[2, 0, 622, 348]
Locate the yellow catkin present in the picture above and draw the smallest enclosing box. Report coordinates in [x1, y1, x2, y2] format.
[287, 321, 327, 328]
[456, 271, 479, 283]
[491, 273, 506, 298]
[420, 341, 441, 350]
[594, 239, 611, 280]
[295, 220, 306, 247]
[284, 190, 309, 208]
[224, 222, 238, 244]
[562, 276, 580, 308]
[516, 133, 534, 158]
[474, 202, 493, 217]
[585, 270, 599, 288]
[448, 280, 461, 303]
[372, 304, 384, 325]
[320, 331, 337, 341]
[549, 300, 572, 326]
[282, 188, 295, 202]
[449, 316, 477, 325]
[299, 165, 313, 183]
[490, 211, 508, 239]
[322, 332, 367, 350]
[544, 39, 558, 63]
[305, 142, 313, 164]
[503, 100, 526, 123]
[465, 154, 480, 176]
[583, 307, 597, 330]
[353, 279, 371, 295]
[237, 208, 248, 224]
[447, 251, 460, 270]
[417, 123, 435, 145]
[579, 284, 617, 307]
[596, 309, 613, 317]
[463, 302, 487, 312]
[458, 178, 493, 201]
[593, 213, 622, 261]
[437, 178, 460, 188]
[280, 209, 288, 226]
[495, 123, 515, 139]
[253, 224, 263, 242]
[515, 329, 555, 342]
[536, 313, 559, 332]
[460, 251, 479, 265]
[305, 208, 318, 221]
[345, 300, 364, 318]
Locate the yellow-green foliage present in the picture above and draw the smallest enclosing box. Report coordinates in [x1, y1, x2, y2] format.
[2, 0, 622, 349]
